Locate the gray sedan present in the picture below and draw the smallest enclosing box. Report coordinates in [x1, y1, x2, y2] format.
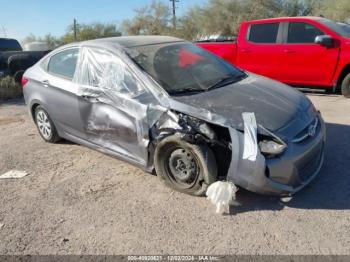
[23, 36, 326, 196]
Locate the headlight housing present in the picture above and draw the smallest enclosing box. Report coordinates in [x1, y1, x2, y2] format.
[258, 124, 287, 157]
[259, 139, 286, 156]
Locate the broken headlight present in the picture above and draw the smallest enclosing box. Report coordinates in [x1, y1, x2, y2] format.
[259, 139, 286, 156]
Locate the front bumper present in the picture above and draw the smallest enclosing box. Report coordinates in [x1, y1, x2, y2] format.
[228, 113, 326, 196]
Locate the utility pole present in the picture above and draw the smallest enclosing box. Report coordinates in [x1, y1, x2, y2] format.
[170, 0, 179, 29]
[73, 18, 77, 41]
[1, 26, 7, 37]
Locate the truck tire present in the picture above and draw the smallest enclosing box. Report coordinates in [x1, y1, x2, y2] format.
[341, 73, 350, 98]
[154, 134, 217, 196]
[13, 70, 24, 83]
[8, 54, 35, 76]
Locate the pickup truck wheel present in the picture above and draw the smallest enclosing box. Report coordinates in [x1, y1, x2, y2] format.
[154, 134, 217, 196]
[341, 73, 350, 98]
[34, 106, 60, 143]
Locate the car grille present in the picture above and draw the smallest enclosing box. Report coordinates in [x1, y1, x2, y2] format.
[297, 142, 323, 183]
[292, 117, 319, 143]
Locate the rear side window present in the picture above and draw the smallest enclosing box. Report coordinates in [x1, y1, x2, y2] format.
[248, 23, 279, 43]
[48, 49, 79, 79]
[287, 22, 325, 43]
[0, 39, 22, 51]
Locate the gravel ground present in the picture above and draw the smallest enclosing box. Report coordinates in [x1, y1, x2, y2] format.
[0, 93, 349, 255]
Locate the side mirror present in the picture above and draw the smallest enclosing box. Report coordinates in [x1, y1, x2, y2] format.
[315, 35, 334, 48]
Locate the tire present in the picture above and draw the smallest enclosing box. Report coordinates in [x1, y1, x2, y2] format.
[34, 106, 60, 143]
[341, 73, 350, 98]
[8, 54, 35, 76]
[154, 134, 217, 196]
[13, 70, 24, 83]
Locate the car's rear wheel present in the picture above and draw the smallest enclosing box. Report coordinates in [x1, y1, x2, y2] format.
[341, 73, 350, 98]
[34, 106, 60, 143]
[154, 135, 217, 196]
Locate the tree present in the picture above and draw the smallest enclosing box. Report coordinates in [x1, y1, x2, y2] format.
[313, 0, 350, 22]
[22, 33, 62, 49]
[62, 22, 122, 43]
[178, 0, 318, 40]
[122, 1, 172, 35]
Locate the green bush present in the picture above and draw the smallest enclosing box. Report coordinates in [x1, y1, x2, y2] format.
[0, 76, 22, 101]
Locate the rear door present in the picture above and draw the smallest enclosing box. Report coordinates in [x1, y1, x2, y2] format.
[236, 22, 284, 79]
[278, 21, 340, 86]
[42, 48, 86, 139]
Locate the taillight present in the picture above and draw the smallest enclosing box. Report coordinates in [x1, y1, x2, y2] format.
[21, 77, 28, 88]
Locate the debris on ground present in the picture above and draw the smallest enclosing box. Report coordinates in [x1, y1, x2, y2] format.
[206, 181, 238, 214]
[0, 223, 4, 229]
[0, 170, 29, 179]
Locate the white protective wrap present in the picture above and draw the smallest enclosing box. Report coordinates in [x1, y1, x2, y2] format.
[242, 112, 258, 161]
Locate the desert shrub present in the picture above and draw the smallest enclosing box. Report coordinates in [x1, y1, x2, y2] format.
[0, 76, 22, 101]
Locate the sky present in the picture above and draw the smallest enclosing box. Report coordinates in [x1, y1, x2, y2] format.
[0, 0, 207, 41]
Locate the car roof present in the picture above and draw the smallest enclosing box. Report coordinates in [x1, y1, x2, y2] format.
[243, 16, 325, 24]
[83, 35, 185, 48]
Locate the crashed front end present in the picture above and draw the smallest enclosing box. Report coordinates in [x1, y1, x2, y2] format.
[152, 103, 326, 196]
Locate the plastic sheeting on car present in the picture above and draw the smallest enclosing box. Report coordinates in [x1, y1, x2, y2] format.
[71, 45, 170, 166]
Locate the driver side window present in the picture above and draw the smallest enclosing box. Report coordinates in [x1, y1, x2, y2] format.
[76, 47, 144, 97]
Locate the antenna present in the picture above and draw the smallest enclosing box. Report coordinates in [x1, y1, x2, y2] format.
[170, 0, 179, 29]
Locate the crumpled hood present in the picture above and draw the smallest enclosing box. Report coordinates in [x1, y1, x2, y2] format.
[169, 73, 315, 135]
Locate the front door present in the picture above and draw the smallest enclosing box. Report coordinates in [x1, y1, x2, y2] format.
[75, 47, 150, 165]
[278, 21, 340, 86]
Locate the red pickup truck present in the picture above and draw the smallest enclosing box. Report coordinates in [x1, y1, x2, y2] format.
[197, 17, 350, 97]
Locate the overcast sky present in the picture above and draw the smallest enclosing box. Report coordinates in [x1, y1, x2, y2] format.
[0, 0, 207, 40]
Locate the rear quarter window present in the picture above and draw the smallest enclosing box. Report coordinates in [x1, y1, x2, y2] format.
[248, 23, 280, 43]
[47, 49, 79, 79]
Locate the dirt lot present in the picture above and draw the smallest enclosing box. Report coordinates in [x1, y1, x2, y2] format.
[0, 93, 349, 255]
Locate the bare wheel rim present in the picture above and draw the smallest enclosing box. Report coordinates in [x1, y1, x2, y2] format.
[36, 110, 52, 140]
[165, 146, 200, 189]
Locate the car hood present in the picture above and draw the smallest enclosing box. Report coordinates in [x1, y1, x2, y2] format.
[169, 73, 316, 135]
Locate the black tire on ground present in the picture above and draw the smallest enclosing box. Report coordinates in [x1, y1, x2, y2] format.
[154, 134, 217, 196]
[341, 73, 350, 98]
[13, 70, 24, 83]
[34, 106, 60, 143]
[8, 54, 35, 76]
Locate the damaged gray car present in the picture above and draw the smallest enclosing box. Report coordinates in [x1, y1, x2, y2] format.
[23, 36, 326, 196]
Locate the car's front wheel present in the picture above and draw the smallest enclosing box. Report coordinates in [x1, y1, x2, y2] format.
[341, 73, 350, 98]
[154, 135, 217, 196]
[34, 106, 60, 143]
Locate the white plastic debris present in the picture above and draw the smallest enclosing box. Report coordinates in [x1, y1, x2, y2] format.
[206, 181, 238, 214]
[242, 112, 258, 161]
[0, 170, 29, 179]
[0, 223, 4, 229]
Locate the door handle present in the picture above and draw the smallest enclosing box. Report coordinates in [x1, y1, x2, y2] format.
[283, 49, 296, 53]
[42, 80, 50, 87]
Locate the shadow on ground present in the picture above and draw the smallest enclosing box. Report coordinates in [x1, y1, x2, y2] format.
[0, 97, 25, 106]
[230, 122, 350, 214]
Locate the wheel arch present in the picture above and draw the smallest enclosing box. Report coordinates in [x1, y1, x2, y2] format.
[30, 102, 41, 121]
[336, 64, 350, 91]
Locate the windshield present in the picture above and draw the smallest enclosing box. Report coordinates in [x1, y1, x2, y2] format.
[0, 38, 22, 51]
[318, 18, 350, 38]
[126, 42, 246, 95]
